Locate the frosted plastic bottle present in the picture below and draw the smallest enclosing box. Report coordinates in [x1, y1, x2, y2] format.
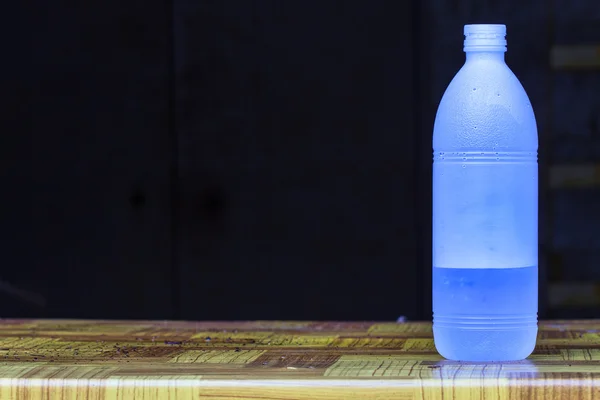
[432, 24, 538, 361]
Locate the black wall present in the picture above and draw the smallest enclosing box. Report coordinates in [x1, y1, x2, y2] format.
[9, 0, 600, 320]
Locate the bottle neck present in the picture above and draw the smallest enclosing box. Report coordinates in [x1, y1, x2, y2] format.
[465, 51, 506, 62]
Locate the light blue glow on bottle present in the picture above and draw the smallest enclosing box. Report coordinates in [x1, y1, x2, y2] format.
[432, 24, 538, 361]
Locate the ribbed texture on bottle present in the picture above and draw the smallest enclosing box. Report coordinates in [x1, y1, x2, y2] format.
[433, 314, 538, 330]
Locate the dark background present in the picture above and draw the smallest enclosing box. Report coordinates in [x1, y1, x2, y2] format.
[6, 0, 600, 320]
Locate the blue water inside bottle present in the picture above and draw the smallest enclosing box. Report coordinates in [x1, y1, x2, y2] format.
[433, 266, 537, 361]
[432, 24, 538, 361]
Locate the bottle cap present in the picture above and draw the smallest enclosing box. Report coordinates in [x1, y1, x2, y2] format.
[464, 24, 507, 52]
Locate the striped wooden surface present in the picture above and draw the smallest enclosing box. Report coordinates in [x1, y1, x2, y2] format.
[0, 320, 598, 399]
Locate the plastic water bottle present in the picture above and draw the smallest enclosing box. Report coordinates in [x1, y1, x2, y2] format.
[432, 24, 538, 361]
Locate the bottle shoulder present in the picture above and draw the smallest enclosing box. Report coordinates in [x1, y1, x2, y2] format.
[433, 59, 538, 151]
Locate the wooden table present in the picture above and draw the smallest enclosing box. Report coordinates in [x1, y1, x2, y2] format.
[0, 320, 598, 399]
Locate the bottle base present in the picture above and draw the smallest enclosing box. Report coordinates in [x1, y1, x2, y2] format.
[433, 325, 537, 362]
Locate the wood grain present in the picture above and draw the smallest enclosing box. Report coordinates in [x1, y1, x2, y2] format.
[0, 320, 598, 399]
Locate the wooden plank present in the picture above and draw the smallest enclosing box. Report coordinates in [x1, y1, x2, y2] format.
[0, 320, 598, 398]
[550, 164, 600, 188]
[551, 45, 600, 69]
[548, 282, 600, 307]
